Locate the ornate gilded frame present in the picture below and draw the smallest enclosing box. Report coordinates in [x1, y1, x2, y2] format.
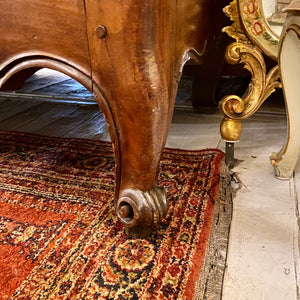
[238, 0, 280, 59]
[220, 0, 282, 143]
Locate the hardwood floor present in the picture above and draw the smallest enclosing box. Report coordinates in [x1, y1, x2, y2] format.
[0, 69, 298, 300]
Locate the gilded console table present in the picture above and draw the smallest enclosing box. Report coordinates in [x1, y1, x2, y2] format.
[220, 0, 300, 179]
[0, 0, 222, 237]
[220, 0, 282, 166]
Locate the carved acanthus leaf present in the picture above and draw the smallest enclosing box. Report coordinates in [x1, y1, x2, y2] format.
[222, 0, 250, 43]
[219, 0, 282, 141]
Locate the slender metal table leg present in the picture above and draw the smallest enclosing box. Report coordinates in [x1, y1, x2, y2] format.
[225, 142, 235, 168]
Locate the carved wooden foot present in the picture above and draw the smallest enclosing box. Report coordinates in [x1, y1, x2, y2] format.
[116, 187, 168, 238]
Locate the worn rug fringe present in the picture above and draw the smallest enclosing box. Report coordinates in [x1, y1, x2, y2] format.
[194, 162, 234, 300]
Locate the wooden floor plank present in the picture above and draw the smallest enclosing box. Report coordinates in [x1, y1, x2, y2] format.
[167, 110, 223, 149]
[35, 104, 105, 138]
[0, 102, 78, 132]
[9, 69, 93, 100]
[16, 69, 70, 93]
[0, 98, 42, 121]
[61, 109, 107, 139]
[34, 78, 93, 99]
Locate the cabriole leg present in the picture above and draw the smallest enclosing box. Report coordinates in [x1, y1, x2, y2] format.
[93, 76, 175, 238]
[270, 14, 300, 179]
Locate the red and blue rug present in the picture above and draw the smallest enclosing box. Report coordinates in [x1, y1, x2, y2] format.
[0, 130, 226, 299]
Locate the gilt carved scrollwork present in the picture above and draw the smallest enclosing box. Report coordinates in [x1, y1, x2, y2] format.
[220, 0, 282, 142]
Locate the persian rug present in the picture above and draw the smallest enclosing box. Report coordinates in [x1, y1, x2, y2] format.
[0, 130, 231, 300]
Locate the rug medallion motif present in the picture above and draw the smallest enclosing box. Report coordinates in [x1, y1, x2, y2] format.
[0, 131, 224, 299]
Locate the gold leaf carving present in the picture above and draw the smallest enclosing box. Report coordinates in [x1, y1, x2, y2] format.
[219, 0, 281, 141]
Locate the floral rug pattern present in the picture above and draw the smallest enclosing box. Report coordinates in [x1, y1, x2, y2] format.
[0, 131, 224, 299]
